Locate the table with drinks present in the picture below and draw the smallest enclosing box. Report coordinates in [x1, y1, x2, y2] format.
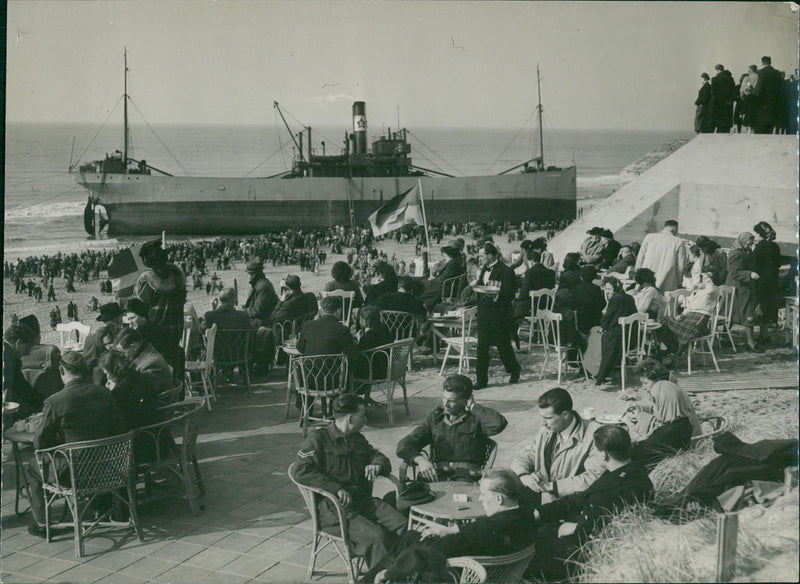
[407, 480, 486, 532]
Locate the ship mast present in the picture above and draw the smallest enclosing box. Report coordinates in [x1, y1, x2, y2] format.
[537, 63, 544, 171]
[123, 47, 129, 174]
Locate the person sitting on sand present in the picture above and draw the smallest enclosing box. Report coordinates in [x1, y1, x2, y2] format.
[623, 359, 701, 470]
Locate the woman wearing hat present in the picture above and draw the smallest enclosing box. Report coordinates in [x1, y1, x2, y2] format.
[751, 221, 782, 344]
[725, 232, 761, 351]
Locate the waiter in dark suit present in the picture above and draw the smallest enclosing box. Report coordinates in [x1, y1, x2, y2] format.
[473, 243, 521, 390]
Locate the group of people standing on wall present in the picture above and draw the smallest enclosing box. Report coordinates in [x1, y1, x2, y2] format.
[694, 55, 798, 135]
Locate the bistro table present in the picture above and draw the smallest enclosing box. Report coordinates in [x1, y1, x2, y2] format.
[3, 421, 38, 516]
[407, 480, 485, 531]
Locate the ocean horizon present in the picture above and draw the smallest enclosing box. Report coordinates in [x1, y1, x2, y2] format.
[4, 122, 691, 259]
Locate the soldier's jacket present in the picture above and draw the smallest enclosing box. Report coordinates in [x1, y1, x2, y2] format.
[294, 424, 391, 502]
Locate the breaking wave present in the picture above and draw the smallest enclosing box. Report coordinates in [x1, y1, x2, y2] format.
[4, 201, 86, 220]
[577, 174, 632, 188]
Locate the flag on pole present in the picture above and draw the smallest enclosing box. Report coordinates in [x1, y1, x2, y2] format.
[367, 185, 424, 237]
[106, 244, 147, 298]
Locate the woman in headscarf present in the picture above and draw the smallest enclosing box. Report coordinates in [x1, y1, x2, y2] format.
[656, 271, 718, 363]
[725, 232, 760, 351]
[751, 221, 782, 345]
[627, 359, 701, 470]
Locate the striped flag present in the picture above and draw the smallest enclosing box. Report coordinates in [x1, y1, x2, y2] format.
[107, 244, 146, 298]
[367, 184, 424, 237]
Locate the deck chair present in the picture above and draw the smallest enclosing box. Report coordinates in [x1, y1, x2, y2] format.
[451, 543, 536, 584]
[686, 298, 722, 374]
[321, 290, 356, 327]
[526, 288, 555, 351]
[56, 322, 92, 350]
[715, 285, 737, 352]
[619, 313, 647, 391]
[185, 324, 217, 410]
[35, 432, 144, 557]
[539, 309, 588, 384]
[352, 339, 414, 426]
[288, 462, 401, 584]
[438, 306, 478, 376]
[289, 353, 349, 437]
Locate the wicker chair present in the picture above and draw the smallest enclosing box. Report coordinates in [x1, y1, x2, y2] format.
[35, 432, 144, 557]
[185, 324, 217, 410]
[214, 328, 254, 395]
[447, 557, 488, 583]
[288, 462, 401, 584]
[351, 339, 414, 426]
[399, 438, 497, 483]
[452, 543, 536, 584]
[289, 353, 349, 437]
[133, 397, 206, 516]
[157, 380, 186, 408]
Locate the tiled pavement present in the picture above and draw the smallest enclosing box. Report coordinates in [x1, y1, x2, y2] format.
[1, 350, 607, 583]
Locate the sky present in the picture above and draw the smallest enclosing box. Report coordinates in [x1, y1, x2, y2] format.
[5, 1, 799, 130]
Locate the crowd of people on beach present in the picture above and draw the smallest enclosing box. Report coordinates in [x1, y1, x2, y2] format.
[694, 55, 799, 134]
[3, 209, 795, 582]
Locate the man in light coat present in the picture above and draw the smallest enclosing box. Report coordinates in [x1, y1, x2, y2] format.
[634, 220, 689, 292]
[511, 387, 604, 507]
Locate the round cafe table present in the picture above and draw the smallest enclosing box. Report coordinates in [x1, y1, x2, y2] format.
[407, 480, 486, 532]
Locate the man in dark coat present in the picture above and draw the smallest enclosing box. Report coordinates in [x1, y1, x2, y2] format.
[598, 229, 622, 270]
[419, 242, 467, 310]
[513, 250, 556, 321]
[115, 327, 174, 394]
[694, 73, 713, 133]
[296, 296, 358, 360]
[19, 315, 64, 400]
[293, 394, 407, 569]
[374, 276, 427, 318]
[710, 64, 736, 133]
[243, 258, 279, 327]
[754, 55, 785, 134]
[271, 274, 319, 325]
[3, 323, 43, 420]
[528, 425, 654, 582]
[474, 243, 521, 390]
[204, 287, 251, 332]
[25, 350, 122, 534]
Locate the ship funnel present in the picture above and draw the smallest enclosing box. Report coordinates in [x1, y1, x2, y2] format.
[352, 101, 367, 155]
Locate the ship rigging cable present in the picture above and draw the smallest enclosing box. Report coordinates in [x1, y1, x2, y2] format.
[128, 99, 191, 176]
[71, 65, 123, 170]
[71, 96, 125, 170]
[405, 130, 462, 176]
[483, 108, 538, 174]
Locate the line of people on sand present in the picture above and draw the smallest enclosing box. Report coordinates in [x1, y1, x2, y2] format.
[694, 55, 799, 135]
[294, 373, 750, 582]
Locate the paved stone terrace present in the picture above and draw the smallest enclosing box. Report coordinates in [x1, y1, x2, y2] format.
[0, 350, 638, 584]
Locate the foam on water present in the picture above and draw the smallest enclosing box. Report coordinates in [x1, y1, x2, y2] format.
[4, 201, 86, 220]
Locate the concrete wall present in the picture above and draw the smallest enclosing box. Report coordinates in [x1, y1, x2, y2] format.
[548, 134, 798, 261]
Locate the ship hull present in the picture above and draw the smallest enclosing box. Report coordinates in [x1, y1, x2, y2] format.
[78, 169, 576, 235]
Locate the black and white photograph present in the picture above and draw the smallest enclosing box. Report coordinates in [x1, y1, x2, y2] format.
[2, 2, 799, 582]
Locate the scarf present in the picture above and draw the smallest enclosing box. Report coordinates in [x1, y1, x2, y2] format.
[732, 232, 754, 252]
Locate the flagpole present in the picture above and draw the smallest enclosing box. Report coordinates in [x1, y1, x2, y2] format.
[417, 178, 431, 260]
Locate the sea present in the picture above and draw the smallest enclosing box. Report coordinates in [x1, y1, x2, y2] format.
[3, 123, 692, 261]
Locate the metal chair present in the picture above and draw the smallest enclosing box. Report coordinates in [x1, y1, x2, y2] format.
[214, 328, 254, 395]
[289, 353, 349, 437]
[35, 432, 144, 557]
[399, 438, 497, 484]
[538, 309, 588, 384]
[184, 324, 217, 410]
[442, 274, 467, 303]
[352, 339, 414, 426]
[56, 322, 92, 350]
[133, 397, 206, 516]
[451, 543, 536, 584]
[526, 288, 555, 351]
[447, 557, 488, 583]
[686, 299, 722, 375]
[288, 462, 401, 584]
[438, 306, 478, 376]
[321, 290, 356, 327]
[619, 312, 648, 391]
[715, 285, 737, 351]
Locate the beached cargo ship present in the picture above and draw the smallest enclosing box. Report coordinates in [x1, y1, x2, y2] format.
[76, 55, 575, 236]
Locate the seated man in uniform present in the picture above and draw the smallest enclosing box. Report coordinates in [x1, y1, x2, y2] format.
[397, 375, 507, 482]
[511, 387, 604, 507]
[293, 393, 407, 569]
[528, 424, 654, 582]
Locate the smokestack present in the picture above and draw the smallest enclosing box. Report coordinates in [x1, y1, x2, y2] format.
[352, 101, 367, 155]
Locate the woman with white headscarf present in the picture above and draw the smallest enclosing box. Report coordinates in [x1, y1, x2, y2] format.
[626, 360, 700, 470]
